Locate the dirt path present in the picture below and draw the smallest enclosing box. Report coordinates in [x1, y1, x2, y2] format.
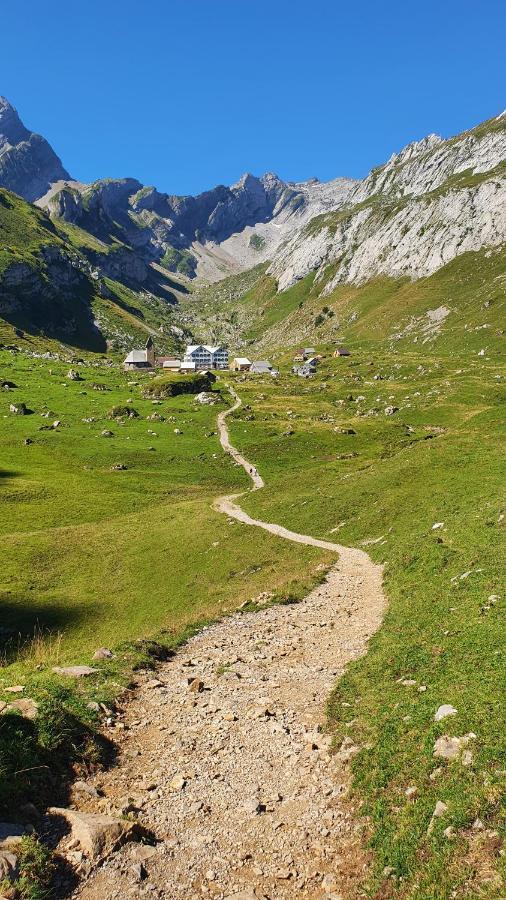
[68, 387, 386, 900]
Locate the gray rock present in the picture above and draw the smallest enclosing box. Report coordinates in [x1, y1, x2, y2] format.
[169, 774, 186, 791]
[130, 845, 157, 863]
[131, 862, 147, 881]
[47, 807, 138, 860]
[93, 647, 113, 660]
[243, 798, 266, 816]
[433, 733, 476, 761]
[73, 780, 100, 798]
[52, 665, 98, 678]
[0, 823, 26, 850]
[19, 803, 40, 823]
[9, 402, 28, 415]
[0, 849, 19, 883]
[427, 800, 448, 835]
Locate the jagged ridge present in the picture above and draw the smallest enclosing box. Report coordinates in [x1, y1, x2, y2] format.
[0, 96, 70, 202]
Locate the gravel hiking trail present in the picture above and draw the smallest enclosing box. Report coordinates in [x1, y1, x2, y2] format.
[68, 385, 386, 900]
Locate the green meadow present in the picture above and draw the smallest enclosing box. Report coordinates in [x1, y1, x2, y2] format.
[0, 353, 331, 655]
[0, 349, 331, 812]
[225, 346, 505, 898]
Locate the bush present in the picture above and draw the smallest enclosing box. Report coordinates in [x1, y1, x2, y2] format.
[16, 835, 54, 900]
[107, 405, 139, 419]
[143, 372, 214, 399]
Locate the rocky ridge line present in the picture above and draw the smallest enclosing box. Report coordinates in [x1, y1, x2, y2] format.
[0, 96, 70, 202]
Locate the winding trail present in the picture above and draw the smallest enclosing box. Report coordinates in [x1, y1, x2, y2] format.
[69, 386, 386, 900]
[214, 385, 374, 558]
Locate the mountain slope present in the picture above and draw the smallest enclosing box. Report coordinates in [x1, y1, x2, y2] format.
[261, 245, 506, 353]
[269, 113, 506, 291]
[0, 188, 184, 353]
[35, 108, 506, 297]
[38, 170, 356, 283]
[0, 97, 70, 202]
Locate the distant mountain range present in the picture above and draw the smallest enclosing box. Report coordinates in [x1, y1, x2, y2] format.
[0, 94, 504, 352]
[0, 96, 356, 283]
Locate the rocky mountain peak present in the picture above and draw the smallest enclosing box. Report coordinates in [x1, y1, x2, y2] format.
[0, 96, 30, 149]
[387, 132, 443, 167]
[233, 172, 261, 190]
[0, 95, 70, 202]
[269, 115, 506, 292]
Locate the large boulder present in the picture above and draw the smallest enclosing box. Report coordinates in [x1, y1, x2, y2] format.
[47, 808, 139, 860]
[9, 402, 28, 415]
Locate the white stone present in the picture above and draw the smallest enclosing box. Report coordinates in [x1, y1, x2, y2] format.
[435, 704, 457, 722]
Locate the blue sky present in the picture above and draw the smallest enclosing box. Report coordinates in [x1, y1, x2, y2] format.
[2, 0, 505, 195]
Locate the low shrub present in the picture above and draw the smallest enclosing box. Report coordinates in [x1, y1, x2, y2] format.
[143, 372, 214, 399]
[107, 405, 139, 419]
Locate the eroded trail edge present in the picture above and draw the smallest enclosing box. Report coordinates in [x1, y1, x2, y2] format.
[72, 386, 386, 900]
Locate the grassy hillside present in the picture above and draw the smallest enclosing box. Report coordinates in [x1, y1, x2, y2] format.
[0, 188, 183, 355]
[250, 244, 506, 358]
[0, 188, 70, 274]
[183, 245, 505, 364]
[0, 188, 105, 350]
[224, 344, 505, 897]
[0, 349, 331, 816]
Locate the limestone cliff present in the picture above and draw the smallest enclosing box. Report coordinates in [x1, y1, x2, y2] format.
[268, 114, 506, 291]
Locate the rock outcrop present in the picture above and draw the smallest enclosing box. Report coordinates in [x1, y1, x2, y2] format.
[0, 96, 70, 201]
[269, 113, 506, 291]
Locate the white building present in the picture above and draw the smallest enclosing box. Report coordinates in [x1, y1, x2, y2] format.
[162, 359, 181, 371]
[183, 344, 229, 370]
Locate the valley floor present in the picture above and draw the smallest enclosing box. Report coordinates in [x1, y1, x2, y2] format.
[0, 331, 504, 899]
[56, 397, 385, 899]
